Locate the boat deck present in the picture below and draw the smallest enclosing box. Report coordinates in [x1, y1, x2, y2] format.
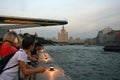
[36, 51, 71, 80]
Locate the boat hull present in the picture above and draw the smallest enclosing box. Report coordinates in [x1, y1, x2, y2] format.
[103, 45, 120, 52]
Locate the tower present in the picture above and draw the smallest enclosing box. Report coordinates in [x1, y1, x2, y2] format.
[58, 26, 68, 43]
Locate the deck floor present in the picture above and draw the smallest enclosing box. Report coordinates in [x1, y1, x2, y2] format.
[36, 52, 71, 80]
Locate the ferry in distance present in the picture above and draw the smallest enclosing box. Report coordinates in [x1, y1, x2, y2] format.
[103, 45, 120, 52]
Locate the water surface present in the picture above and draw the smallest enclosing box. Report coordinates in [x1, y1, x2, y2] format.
[45, 45, 120, 80]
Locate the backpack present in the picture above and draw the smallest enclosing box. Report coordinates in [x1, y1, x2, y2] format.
[0, 53, 18, 74]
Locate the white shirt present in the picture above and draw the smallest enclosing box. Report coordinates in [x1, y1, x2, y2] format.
[0, 49, 28, 80]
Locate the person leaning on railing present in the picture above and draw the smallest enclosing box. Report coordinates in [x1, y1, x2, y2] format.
[27, 42, 43, 80]
[0, 36, 46, 80]
[0, 30, 22, 59]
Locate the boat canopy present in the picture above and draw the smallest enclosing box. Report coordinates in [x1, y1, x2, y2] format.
[0, 16, 68, 29]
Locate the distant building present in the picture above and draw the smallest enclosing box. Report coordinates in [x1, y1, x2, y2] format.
[74, 38, 81, 43]
[102, 27, 113, 35]
[104, 30, 120, 45]
[58, 26, 68, 43]
[69, 37, 84, 44]
[97, 27, 113, 45]
[69, 37, 74, 43]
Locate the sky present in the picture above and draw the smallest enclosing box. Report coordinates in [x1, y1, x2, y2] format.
[0, 0, 120, 39]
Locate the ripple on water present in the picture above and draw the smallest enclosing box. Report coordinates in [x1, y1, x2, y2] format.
[45, 45, 120, 80]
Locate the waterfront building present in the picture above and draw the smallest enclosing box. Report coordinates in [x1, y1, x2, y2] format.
[69, 37, 84, 44]
[74, 38, 81, 43]
[104, 30, 120, 45]
[69, 37, 74, 43]
[102, 27, 113, 35]
[58, 26, 68, 43]
[97, 27, 113, 45]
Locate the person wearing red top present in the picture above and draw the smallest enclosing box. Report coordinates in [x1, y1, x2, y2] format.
[0, 31, 22, 58]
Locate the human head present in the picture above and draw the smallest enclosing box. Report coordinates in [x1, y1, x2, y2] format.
[22, 36, 35, 51]
[3, 32, 16, 44]
[35, 42, 43, 51]
[31, 42, 43, 55]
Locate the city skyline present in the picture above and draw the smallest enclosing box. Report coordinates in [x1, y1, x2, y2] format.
[0, 0, 120, 39]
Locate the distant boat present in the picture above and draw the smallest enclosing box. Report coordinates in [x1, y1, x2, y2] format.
[103, 45, 120, 52]
[84, 43, 91, 47]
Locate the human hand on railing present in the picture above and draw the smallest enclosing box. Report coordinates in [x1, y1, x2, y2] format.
[38, 66, 46, 73]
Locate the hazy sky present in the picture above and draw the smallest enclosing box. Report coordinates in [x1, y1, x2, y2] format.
[0, 0, 120, 39]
